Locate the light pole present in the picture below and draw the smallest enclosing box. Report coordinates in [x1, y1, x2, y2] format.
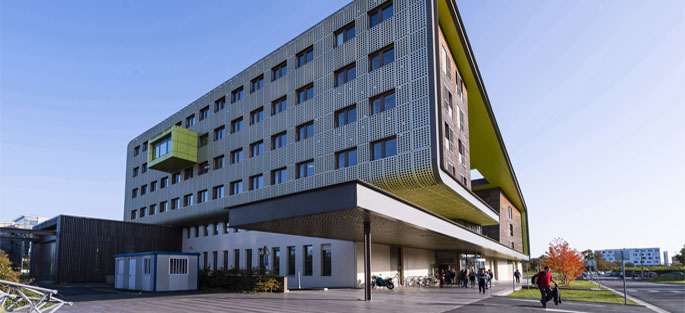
[621, 249, 627, 305]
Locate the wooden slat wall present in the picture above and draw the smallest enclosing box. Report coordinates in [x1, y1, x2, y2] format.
[56, 216, 181, 283]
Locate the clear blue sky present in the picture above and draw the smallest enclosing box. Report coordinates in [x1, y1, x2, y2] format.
[2, 1, 683, 258]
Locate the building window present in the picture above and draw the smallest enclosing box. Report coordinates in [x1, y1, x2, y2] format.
[336, 148, 358, 169]
[231, 87, 244, 103]
[183, 194, 193, 207]
[458, 107, 465, 132]
[271, 132, 287, 150]
[141, 184, 147, 195]
[508, 206, 513, 219]
[133, 146, 140, 156]
[186, 114, 195, 128]
[213, 185, 224, 199]
[441, 45, 452, 79]
[199, 106, 209, 121]
[335, 105, 357, 127]
[370, 89, 396, 115]
[250, 75, 264, 93]
[197, 190, 208, 203]
[131, 210, 137, 220]
[194, 226, 199, 237]
[234, 249, 240, 269]
[184, 167, 193, 180]
[272, 61, 287, 81]
[133, 167, 139, 177]
[458, 139, 466, 166]
[198, 133, 209, 147]
[444, 87, 453, 118]
[224, 220, 230, 233]
[334, 63, 356, 87]
[230, 180, 242, 195]
[371, 136, 397, 160]
[132, 188, 138, 198]
[149, 204, 156, 216]
[250, 141, 263, 157]
[509, 224, 514, 236]
[160, 201, 168, 213]
[171, 198, 180, 210]
[369, 44, 394, 71]
[142, 141, 148, 151]
[249, 174, 264, 190]
[368, 1, 393, 28]
[287, 246, 296, 276]
[175, 121, 182, 127]
[272, 247, 280, 275]
[150, 181, 157, 192]
[460, 172, 467, 186]
[223, 250, 229, 269]
[444, 123, 455, 153]
[296, 121, 314, 141]
[214, 223, 220, 235]
[297, 46, 314, 67]
[172, 172, 181, 184]
[142, 163, 147, 173]
[246, 249, 253, 270]
[230, 148, 243, 164]
[334, 22, 355, 46]
[140, 207, 146, 218]
[296, 160, 314, 179]
[510, 241, 515, 249]
[214, 97, 225, 112]
[271, 167, 287, 185]
[212, 251, 218, 270]
[447, 161, 456, 176]
[204, 224, 210, 236]
[296, 83, 314, 104]
[303, 245, 313, 276]
[272, 96, 287, 115]
[214, 126, 225, 141]
[250, 107, 264, 125]
[198, 161, 209, 175]
[231, 117, 243, 133]
[213, 155, 225, 170]
[169, 257, 188, 275]
[321, 244, 332, 276]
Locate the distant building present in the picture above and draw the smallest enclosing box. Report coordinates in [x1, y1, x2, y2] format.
[663, 251, 669, 266]
[597, 248, 662, 266]
[0, 215, 49, 272]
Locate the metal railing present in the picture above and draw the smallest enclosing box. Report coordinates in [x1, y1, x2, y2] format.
[0, 279, 72, 313]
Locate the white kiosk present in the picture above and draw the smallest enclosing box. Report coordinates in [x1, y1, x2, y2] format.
[114, 251, 199, 292]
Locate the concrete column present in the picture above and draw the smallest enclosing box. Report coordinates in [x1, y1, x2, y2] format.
[364, 221, 371, 301]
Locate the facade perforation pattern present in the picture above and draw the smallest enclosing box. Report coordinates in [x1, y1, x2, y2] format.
[124, 0, 498, 227]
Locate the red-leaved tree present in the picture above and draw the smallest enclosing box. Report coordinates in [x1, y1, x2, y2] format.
[540, 238, 585, 286]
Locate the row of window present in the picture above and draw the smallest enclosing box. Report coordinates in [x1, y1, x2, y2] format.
[195, 241, 332, 277]
[131, 137, 397, 202]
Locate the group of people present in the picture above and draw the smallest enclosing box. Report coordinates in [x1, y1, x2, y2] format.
[439, 268, 495, 294]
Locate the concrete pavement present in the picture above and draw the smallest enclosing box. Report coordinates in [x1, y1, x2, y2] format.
[599, 279, 685, 313]
[446, 296, 654, 313]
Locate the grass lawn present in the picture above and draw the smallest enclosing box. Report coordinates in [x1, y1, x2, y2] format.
[508, 280, 638, 305]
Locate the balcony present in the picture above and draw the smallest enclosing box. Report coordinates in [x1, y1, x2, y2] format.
[147, 126, 198, 173]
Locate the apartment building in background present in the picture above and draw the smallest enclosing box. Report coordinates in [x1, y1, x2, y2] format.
[597, 248, 663, 266]
[124, 0, 530, 289]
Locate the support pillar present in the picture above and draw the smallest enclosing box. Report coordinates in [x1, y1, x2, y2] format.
[364, 221, 371, 301]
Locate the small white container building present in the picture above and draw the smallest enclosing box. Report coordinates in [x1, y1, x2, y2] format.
[115, 251, 199, 292]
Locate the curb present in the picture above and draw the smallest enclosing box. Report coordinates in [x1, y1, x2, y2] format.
[493, 285, 521, 296]
[602, 285, 668, 313]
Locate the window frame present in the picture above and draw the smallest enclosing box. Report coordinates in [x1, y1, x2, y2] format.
[296, 83, 314, 104]
[334, 22, 356, 47]
[271, 167, 287, 185]
[230, 148, 243, 164]
[296, 121, 314, 141]
[334, 63, 356, 87]
[368, 44, 394, 72]
[371, 136, 398, 161]
[369, 89, 396, 115]
[199, 106, 209, 121]
[271, 96, 287, 115]
[296, 46, 314, 67]
[213, 155, 225, 170]
[231, 86, 244, 103]
[250, 75, 264, 93]
[214, 125, 225, 141]
[334, 105, 357, 127]
[271, 61, 287, 81]
[368, 1, 393, 28]
[250, 107, 264, 125]
[230, 117, 243, 134]
[214, 97, 225, 112]
[250, 140, 264, 157]
[335, 147, 358, 169]
[271, 131, 287, 150]
[296, 160, 315, 179]
[229, 180, 242, 195]
[249, 174, 264, 190]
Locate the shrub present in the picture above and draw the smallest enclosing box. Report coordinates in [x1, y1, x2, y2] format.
[0, 250, 20, 282]
[199, 267, 280, 292]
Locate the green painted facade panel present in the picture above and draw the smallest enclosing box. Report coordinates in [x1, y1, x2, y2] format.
[148, 126, 198, 173]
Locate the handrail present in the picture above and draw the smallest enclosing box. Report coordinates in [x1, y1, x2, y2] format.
[0, 279, 72, 313]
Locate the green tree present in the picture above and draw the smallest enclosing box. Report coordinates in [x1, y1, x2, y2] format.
[672, 244, 685, 265]
[0, 250, 21, 282]
[594, 252, 613, 271]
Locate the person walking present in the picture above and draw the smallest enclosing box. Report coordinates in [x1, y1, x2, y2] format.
[477, 268, 487, 294]
[462, 269, 469, 288]
[514, 269, 521, 283]
[469, 269, 476, 287]
[532, 266, 558, 308]
[487, 269, 494, 288]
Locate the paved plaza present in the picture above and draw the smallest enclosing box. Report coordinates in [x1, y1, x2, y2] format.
[53, 281, 661, 313]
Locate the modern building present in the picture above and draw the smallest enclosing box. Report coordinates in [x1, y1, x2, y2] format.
[664, 251, 669, 266]
[0, 215, 49, 272]
[597, 248, 663, 266]
[124, 0, 530, 290]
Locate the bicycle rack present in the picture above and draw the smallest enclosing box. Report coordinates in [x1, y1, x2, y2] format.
[0, 279, 72, 313]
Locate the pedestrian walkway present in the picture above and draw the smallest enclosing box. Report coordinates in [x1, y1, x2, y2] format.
[58, 281, 520, 313]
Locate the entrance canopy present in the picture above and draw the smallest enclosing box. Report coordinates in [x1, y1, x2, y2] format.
[229, 181, 528, 261]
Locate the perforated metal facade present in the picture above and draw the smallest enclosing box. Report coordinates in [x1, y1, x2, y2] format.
[124, 0, 501, 229]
